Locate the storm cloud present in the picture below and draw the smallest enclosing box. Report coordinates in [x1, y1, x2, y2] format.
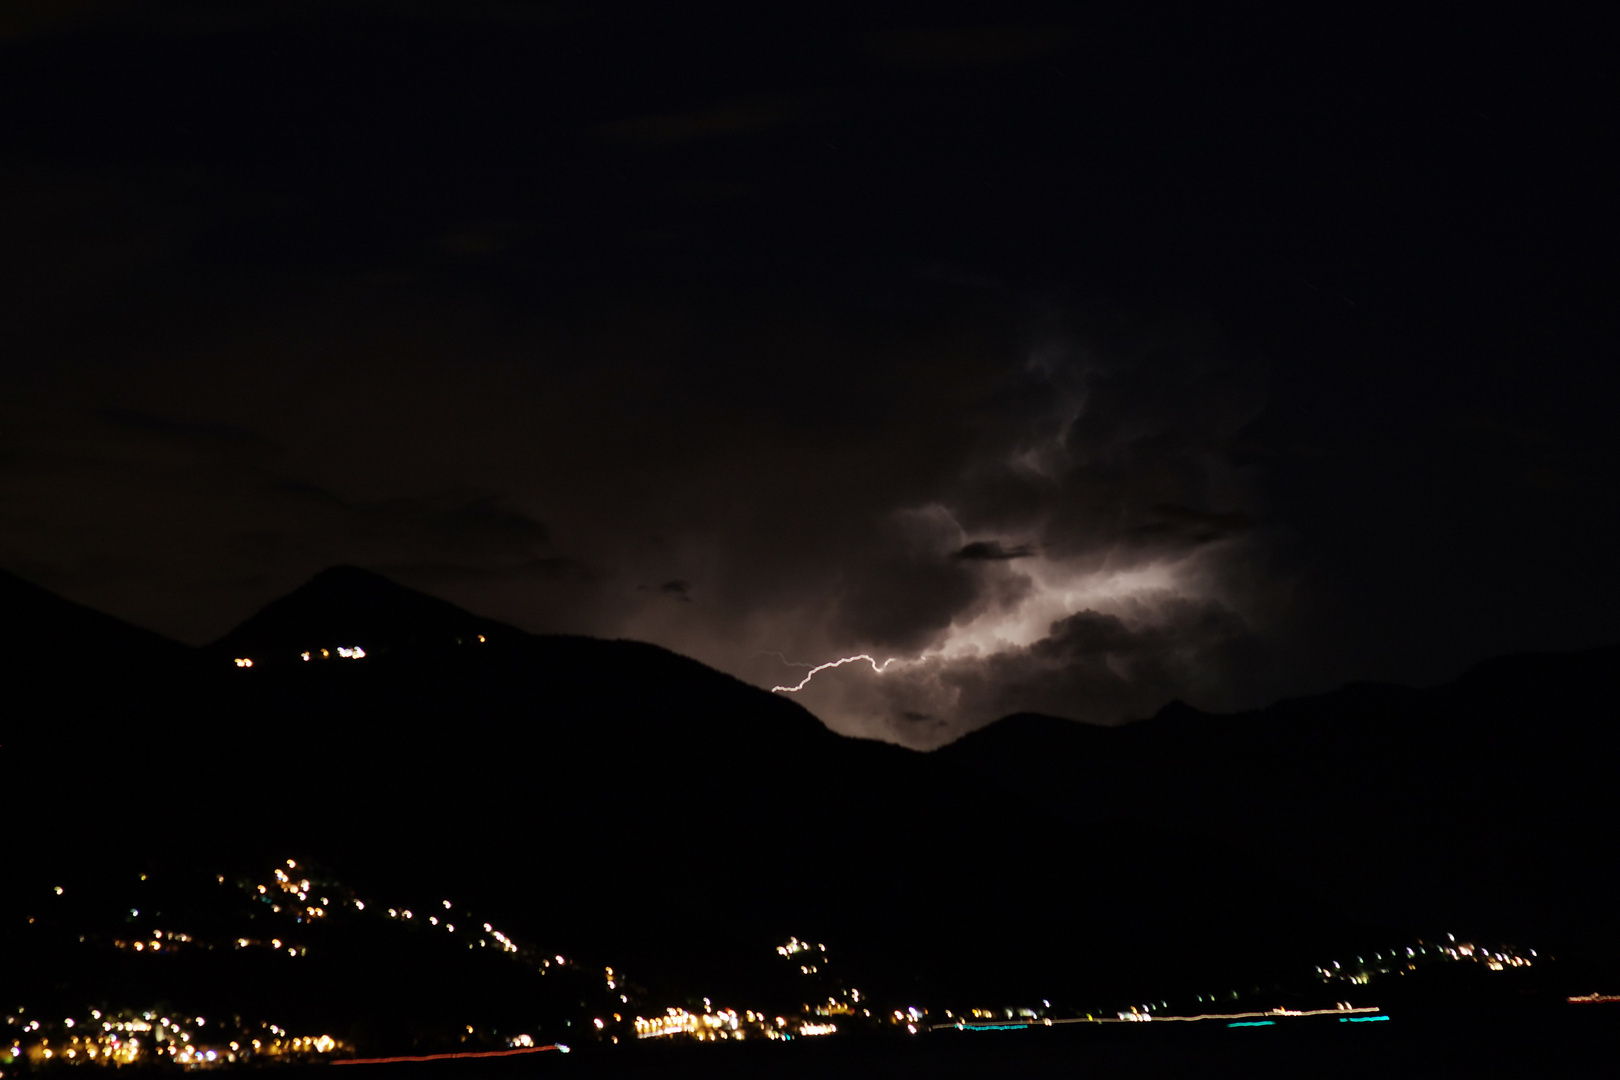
[7, 5, 1606, 748]
[1, 269, 1278, 746]
[721, 302, 1278, 744]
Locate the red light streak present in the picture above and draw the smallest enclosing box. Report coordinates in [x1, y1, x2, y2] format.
[332, 1045, 560, 1065]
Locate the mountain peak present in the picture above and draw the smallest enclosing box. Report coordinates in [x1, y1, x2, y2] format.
[207, 566, 521, 665]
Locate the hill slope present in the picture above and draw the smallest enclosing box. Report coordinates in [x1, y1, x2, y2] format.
[7, 565, 1614, 1034]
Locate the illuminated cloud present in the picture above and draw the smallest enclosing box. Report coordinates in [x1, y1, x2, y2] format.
[0, 268, 1276, 746]
[731, 304, 1275, 745]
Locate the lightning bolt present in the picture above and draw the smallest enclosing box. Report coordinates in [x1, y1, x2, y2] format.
[771, 654, 900, 693]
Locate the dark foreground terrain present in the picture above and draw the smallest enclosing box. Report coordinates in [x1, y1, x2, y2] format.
[7, 565, 1620, 1058]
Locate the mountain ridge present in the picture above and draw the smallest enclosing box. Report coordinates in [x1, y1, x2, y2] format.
[6, 564, 1618, 1013]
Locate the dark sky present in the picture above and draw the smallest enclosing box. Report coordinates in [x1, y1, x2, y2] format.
[2, 1, 1615, 745]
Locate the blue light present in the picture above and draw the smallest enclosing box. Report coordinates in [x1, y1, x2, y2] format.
[1227, 1021, 1275, 1028]
[1339, 1015, 1390, 1023]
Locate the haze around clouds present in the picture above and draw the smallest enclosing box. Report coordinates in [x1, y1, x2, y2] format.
[723, 299, 1280, 744]
[4, 4, 1612, 747]
[0, 265, 1283, 746]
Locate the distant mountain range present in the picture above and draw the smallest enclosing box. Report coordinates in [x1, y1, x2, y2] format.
[4, 565, 1615, 1052]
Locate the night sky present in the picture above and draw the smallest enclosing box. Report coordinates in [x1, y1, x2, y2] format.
[2, 2, 1614, 746]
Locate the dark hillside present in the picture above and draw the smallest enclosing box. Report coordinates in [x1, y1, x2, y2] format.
[10, 566, 1613, 1036]
[933, 646, 1620, 955]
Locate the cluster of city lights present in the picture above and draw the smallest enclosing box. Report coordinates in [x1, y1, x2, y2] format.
[777, 936, 827, 976]
[107, 929, 196, 954]
[226, 632, 497, 669]
[2, 1008, 344, 1070]
[776, 937, 865, 1015]
[4, 858, 625, 1072]
[625, 940, 877, 1045]
[298, 646, 366, 662]
[238, 859, 594, 983]
[23, 860, 1571, 1069]
[632, 1006, 834, 1042]
[248, 634, 488, 668]
[1313, 934, 1535, 986]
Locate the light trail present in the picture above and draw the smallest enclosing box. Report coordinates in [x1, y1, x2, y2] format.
[1113, 1006, 1383, 1023]
[931, 1005, 1382, 1032]
[332, 1045, 563, 1065]
[771, 654, 901, 693]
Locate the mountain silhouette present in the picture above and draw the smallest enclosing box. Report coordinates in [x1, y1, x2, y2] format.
[6, 564, 1616, 1043]
[205, 565, 521, 665]
[1, 566, 194, 681]
[936, 645, 1620, 958]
